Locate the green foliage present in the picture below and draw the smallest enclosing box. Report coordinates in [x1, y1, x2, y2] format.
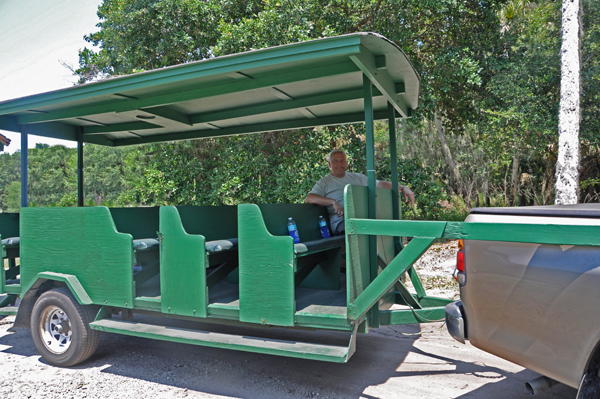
[136, 126, 366, 205]
[0, 151, 21, 207]
[581, 0, 600, 145]
[581, 177, 600, 191]
[394, 159, 449, 221]
[83, 145, 146, 206]
[28, 146, 77, 207]
[0, 145, 148, 211]
[76, 0, 263, 82]
[3, 181, 21, 212]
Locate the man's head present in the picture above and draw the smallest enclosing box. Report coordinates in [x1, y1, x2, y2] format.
[327, 149, 348, 178]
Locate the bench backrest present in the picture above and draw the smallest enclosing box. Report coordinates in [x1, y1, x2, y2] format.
[345, 185, 402, 303]
[109, 207, 160, 239]
[257, 203, 331, 242]
[175, 205, 238, 241]
[0, 213, 19, 239]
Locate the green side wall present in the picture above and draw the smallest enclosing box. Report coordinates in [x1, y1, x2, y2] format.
[20, 207, 134, 308]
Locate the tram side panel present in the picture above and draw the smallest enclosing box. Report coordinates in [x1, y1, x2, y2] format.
[20, 207, 134, 308]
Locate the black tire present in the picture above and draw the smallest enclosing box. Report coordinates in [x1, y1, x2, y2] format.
[577, 371, 600, 399]
[577, 353, 600, 399]
[30, 287, 100, 367]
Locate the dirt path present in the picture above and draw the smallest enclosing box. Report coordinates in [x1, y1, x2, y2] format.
[0, 317, 577, 398]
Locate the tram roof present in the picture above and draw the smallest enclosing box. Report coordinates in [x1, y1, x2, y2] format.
[0, 33, 419, 147]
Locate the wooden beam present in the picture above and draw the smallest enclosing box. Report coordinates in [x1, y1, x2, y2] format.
[137, 106, 192, 127]
[350, 45, 410, 118]
[375, 55, 386, 70]
[189, 87, 383, 126]
[0, 115, 19, 133]
[395, 82, 405, 95]
[113, 109, 391, 146]
[388, 103, 401, 255]
[83, 121, 159, 135]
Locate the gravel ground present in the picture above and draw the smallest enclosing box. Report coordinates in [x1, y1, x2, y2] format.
[0, 242, 578, 399]
[410, 240, 460, 299]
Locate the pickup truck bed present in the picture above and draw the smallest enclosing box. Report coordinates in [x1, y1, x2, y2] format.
[446, 204, 600, 396]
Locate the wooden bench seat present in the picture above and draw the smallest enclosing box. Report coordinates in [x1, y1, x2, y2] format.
[237, 203, 344, 326]
[1, 237, 19, 249]
[294, 235, 344, 255]
[205, 238, 238, 253]
[133, 237, 239, 254]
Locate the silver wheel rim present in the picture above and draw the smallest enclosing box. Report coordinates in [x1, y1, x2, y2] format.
[39, 305, 72, 354]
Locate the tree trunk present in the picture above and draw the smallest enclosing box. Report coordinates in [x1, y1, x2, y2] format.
[509, 143, 519, 207]
[484, 176, 491, 207]
[434, 112, 469, 205]
[555, 0, 582, 205]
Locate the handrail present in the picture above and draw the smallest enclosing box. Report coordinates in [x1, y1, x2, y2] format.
[346, 218, 600, 321]
[349, 219, 600, 247]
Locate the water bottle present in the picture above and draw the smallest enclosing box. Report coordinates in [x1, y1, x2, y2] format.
[318, 215, 330, 238]
[287, 217, 300, 243]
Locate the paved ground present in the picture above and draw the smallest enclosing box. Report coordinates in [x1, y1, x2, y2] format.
[0, 315, 577, 399]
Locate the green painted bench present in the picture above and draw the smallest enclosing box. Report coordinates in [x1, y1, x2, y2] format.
[110, 207, 161, 273]
[158, 205, 240, 317]
[255, 203, 343, 255]
[237, 203, 344, 326]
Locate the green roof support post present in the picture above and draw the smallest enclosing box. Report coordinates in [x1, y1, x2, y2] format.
[388, 104, 402, 256]
[363, 74, 379, 329]
[77, 129, 84, 207]
[20, 125, 27, 208]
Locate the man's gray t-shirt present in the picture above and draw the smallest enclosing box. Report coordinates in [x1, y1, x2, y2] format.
[309, 172, 377, 234]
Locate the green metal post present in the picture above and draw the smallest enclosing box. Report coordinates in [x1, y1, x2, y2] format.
[388, 103, 401, 255]
[363, 75, 379, 328]
[77, 129, 84, 207]
[20, 125, 27, 208]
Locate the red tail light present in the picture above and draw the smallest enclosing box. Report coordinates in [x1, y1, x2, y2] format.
[456, 250, 465, 273]
[454, 240, 466, 285]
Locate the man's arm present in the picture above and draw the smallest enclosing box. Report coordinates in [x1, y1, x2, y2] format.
[305, 193, 344, 216]
[376, 181, 415, 205]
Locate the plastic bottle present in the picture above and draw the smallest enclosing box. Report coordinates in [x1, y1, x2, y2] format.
[318, 215, 331, 238]
[287, 217, 300, 243]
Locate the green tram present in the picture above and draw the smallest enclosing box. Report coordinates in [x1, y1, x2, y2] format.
[0, 33, 454, 366]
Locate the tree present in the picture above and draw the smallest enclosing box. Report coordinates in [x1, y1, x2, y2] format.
[76, 0, 263, 83]
[0, 151, 21, 207]
[555, 0, 582, 204]
[2, 181, 20, 213]
[482, 0, 562, 205]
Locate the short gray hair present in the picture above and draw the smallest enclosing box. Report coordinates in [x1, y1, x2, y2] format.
[327, 149, 347, 161]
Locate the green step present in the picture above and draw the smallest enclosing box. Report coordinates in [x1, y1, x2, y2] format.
[90, 318, 356, 363]
[0, 306, 18, 316]
[3, 285, 20, 295]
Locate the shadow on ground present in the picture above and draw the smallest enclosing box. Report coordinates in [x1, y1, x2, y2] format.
[0, 316, 577, 399]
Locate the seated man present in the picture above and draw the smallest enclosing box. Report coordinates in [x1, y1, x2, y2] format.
[305, 149, 415, 236]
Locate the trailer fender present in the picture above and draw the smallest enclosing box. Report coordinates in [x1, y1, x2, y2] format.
[13, 272, 93, 329]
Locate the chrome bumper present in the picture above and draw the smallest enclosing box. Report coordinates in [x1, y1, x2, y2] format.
[445, 301, 467, 344]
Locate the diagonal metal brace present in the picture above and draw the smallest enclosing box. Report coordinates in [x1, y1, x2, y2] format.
[348, 237, 435, 321]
